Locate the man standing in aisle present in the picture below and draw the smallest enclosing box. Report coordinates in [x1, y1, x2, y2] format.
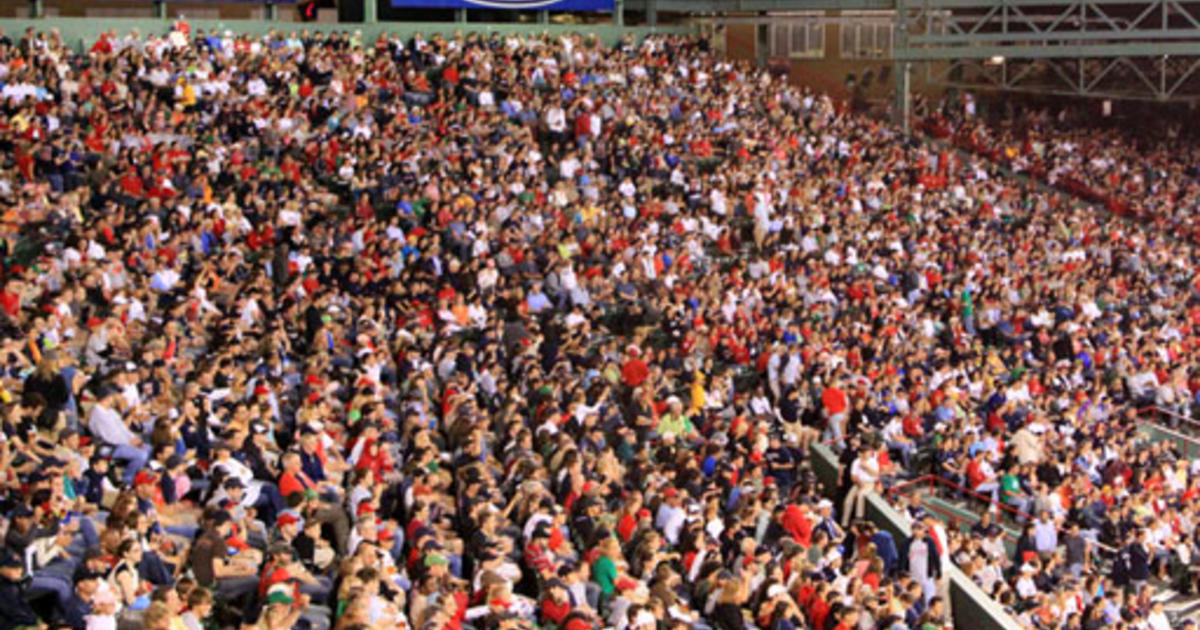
[907, 520, 942, 604]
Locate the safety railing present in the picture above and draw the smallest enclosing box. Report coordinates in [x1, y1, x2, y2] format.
[1139, 404, 1200, 430]
[885, 472, 1120, 561]
[885, 473, 1033, 522]
[1136, 405, 1200, 460]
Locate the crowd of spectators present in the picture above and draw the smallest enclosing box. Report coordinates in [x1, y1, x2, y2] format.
[922, 95, 1200, 241]
[911, 94, 1200, 628]
[0, 17, 1195, 630]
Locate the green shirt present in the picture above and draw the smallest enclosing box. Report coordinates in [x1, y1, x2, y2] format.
[603, 366, 621, 384]
[593, 554, 618, 595]
[1000, 473, 1021, 502]
[657, 413, 693, 439]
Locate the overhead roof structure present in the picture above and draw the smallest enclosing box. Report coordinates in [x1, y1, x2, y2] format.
[619, 0, 890, 12]
[893, 0, 1200, 104]
[35, 0, 1193, 120]
[666, 0, 1200, 127]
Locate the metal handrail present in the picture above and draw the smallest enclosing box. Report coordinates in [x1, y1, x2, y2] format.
[1139, 405, 1200, 431]
[885, 473, 1033, 521]
[886, 473, 1121, 555]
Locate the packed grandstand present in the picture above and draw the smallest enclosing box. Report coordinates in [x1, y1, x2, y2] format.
[0, 20, 1194, 630]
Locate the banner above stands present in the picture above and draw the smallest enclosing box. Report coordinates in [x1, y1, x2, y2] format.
[391, 0, 613, 10]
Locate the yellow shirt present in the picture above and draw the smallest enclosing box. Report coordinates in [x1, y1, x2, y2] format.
[181, 83, 196, 107]
[691, 369, 705, 412]
[689, 380, 706, 414]
[10, 112, 29, 134]
[454, 193, 476, 211]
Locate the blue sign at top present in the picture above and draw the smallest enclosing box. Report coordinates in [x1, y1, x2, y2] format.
[391, 0, 613, 10]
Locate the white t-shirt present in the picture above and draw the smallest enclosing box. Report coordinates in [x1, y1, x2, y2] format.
[850, 455, 879, 486]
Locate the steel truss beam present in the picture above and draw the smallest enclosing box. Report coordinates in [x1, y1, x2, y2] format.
[620, 0, 892, 12]
[895, 0, 1200, 100]
[928, 55, 1200, 101]
[897, 41, 1200, 60]
[897, 0, 1200, 59]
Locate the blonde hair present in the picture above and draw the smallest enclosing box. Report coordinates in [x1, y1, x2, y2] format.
[141, 602, 173, 630]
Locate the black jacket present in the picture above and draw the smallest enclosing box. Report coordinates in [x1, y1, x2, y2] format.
[59, 592, 92, 630]
[1127, 542, 1152, 581]
[0, 575, 41, 630]
[902, 534, 943, 580]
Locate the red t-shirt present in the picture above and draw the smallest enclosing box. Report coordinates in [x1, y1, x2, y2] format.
[541, 598, 571, 625]
[617, 514, 637, 542]
[0, 291, 20, 317]
[863, 571, 880, 591]
[258, 565, 292, 598]
[781, 505, 813, 548]
[443, 590, 468, 630]
[822, 387, 848, 415]
[808, 598, 830, 630]
[966, 460, 986, 489]
[278, 472, 314, 498]
[621, 359, 649, 388]
[902, 415, 924, 438]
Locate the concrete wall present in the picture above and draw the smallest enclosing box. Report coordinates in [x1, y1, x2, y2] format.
[810, 443, 841, 494]
[0, 15, 688, 48]
[947, 561, 1022, 630]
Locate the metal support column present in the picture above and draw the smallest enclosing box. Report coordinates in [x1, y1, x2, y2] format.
[455, 9, 467, 22]
[646, 0, 657, 26]
[755, 20, 768, 68]
[266, 1, 277, 20]
[1160, 55, 1167, 98]
[613, 0, 623, 26]
[154, 1, 167, 18]
[31, 0, 43, 18]
[894, 61, 911, 133]
[893, 0, 911, 134]
[538, 10, 549, 23]
[364, 0, 378, 23]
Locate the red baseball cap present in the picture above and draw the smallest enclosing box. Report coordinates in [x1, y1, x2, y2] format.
[616, 578, 639, 592]
[566, 619, 593, 630]
[133, 470, 157, 487]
